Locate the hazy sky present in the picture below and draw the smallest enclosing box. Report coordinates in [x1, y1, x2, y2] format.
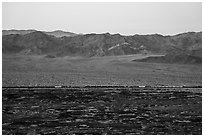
[2, 2, 202, 35]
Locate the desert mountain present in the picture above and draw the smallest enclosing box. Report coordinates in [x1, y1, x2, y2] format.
[3, 29, 77, 37]
[2, 29, 36, 35]
[2, 31, 62, 54]
[2, 30, 202, 63]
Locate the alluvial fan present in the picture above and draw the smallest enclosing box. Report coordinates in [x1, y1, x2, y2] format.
[2, 87, 202, 135]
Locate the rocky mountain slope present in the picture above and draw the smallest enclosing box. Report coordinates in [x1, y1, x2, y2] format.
[2, 30, 202, 63]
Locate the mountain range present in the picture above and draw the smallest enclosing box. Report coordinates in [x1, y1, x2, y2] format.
[3, 29, 77, 37]
[2, 30, 202, 64]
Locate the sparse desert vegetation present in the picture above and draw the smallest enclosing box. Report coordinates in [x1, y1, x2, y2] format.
[2, 87, 202, 135]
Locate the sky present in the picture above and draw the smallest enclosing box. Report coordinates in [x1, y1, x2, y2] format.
[2, 2, 202, 35]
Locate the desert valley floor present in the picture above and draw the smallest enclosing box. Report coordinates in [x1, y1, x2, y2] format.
[2, 54, 202, 87]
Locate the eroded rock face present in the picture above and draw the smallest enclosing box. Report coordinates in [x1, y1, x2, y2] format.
[2, 87, 202, 135]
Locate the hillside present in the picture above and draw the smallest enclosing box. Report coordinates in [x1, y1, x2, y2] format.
[134, 53, 202, 64]
[2, 30, 202, 60]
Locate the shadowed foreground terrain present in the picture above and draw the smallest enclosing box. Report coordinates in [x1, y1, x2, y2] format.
[2, 87, 202, 135]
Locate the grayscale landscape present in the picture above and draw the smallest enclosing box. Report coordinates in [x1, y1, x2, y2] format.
[2, 2, 202, 135]
[2, 30, 202, 86]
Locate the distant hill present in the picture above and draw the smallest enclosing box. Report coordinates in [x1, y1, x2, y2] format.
[2, 30, 202, 62]
[2, 29, 36, 35]
[133, 53, 202, 64]
[2, 29, 78, 37]
[44, 30, 77, 37]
